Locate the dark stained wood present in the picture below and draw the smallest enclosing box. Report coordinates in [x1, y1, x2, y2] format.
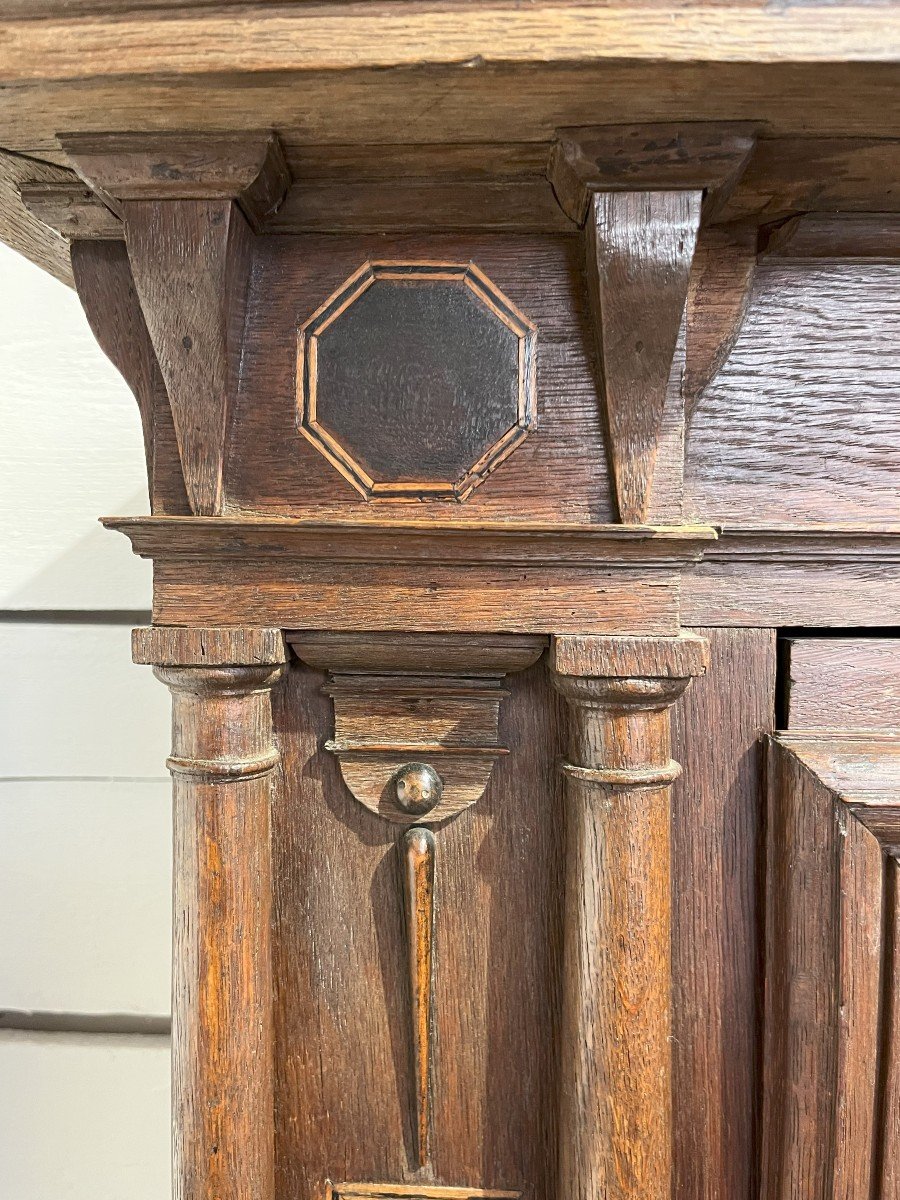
[671, 627, 776, 1200]
[549, 634, 708, 1200]
[718, 136, 900, 224]
[103, 515, 715, 565]
[271, 654, 566, 1198]
[59, 130, 290, 231]
[684, 222, 757, 421]
[686, 259, 900, 524]
[784, 637, 900, 730]
[132, 626, 286, 1200]
[585, 189, 701, 522]
[123, 199, 252, 515]
[548, 121, 757, 225]
[70, 238, 190, 514]
[762, 733, 900, 1200]
[298, 262, 535, 500]
[759, 212, 900, 259]
[401, 825, 437, 1170]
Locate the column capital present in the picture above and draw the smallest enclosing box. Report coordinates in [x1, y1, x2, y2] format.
[132, 624, 286, 668]
[550, 632, 709, 680]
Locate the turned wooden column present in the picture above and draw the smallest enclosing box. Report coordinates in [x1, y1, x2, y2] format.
[550, 634, 709, 1200]
[132, 626, 286, 1200]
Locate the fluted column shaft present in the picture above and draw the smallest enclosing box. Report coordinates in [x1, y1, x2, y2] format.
[550, 634, 708, 1200]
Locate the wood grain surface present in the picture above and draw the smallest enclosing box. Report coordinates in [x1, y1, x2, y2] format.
[549, 635, 708, 1200]
[271, 655, 566, 1199]
[687, 261, 900, 524]
[784, 637, 900, 730]
[149, 654, 285, 1200]
[2, 5, 895, 84]
[229, 232, 642, 524]
[763, 734, 900, 1200]
[69, 238, 192, 514]
[585, 190, 701, 522]
[671, 627, 776, 1200]
[124, 199, 252, 515]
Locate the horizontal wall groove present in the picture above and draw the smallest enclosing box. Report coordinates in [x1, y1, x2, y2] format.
[0, 1010, 171, 1035]
[0, 610, 152, 624]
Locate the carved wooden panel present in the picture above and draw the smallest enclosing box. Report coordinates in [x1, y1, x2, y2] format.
[297, 262, 535, 500]
[763, 733, 900, 1200]
[271, 655, 566, 1200]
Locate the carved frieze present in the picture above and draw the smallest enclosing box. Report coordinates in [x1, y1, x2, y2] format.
[297, 261, 536, 500]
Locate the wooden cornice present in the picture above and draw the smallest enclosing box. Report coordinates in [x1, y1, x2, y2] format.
[1, 5, 895, 81]
[102, 516, 717, 568]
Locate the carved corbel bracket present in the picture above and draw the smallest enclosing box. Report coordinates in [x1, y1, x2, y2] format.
[290, 631, 546, 824]
[548, 122, 758, 523]
[53, 131, 290, 517]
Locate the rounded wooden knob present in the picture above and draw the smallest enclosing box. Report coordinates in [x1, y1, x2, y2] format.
[394, 762, 443, 815]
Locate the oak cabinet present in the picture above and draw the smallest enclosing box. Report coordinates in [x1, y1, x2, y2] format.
[1, 9, 898, 1197]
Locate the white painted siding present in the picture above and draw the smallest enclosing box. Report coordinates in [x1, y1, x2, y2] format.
[0, 1031, 171, 1199]
[0, 242, 171, 1196]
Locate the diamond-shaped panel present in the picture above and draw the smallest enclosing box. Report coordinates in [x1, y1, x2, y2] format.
[297, 262, 536, 499]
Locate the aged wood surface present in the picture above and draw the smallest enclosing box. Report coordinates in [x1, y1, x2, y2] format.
[585, 190, 700, 522]
[69, 238, 193, 514]
[21, 178, 120, 240]
[784, 637, 900, 730]
[402, 826, 437, 1170]
[759, 212, 900, 259]
[229, 231, 689, 524]
[134, 626, 286, 1200]
[2, 6, 895, 84]
[549, 121, 756, 225]
[683, 527, 900, 627]
[687, 261, 900, 524]
[549, 634, 708, 1200]
[272, 655, 566, 1197]
[763, 734, 900, 1200]
[297, 261, 535, 500]
[671, 627, 776, 1200]
[0, 146, 73, 283]
[59, 130, 290, 232]
[683, 223, 757, 419]
[123, 200, 252, 515]
[290, 631, 545, 823]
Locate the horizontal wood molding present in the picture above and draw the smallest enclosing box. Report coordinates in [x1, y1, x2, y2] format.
[3, 6, 896, 84]
[105, 516, 715, 566]
[108, 517, 716, 633]
[759, 212, 900, 259]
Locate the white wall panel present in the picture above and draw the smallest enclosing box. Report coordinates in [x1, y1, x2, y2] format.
[0, 242, 152, 610]
[0, 1030, 170, 1199]
[0, 779, 171, 1016]
[0, 622, 170, 779]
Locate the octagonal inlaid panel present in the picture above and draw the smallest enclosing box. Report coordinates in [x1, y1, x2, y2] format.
[296, 261, 536, 499]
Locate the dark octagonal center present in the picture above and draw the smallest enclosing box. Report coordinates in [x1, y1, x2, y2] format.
[299, 263, 535, 496]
